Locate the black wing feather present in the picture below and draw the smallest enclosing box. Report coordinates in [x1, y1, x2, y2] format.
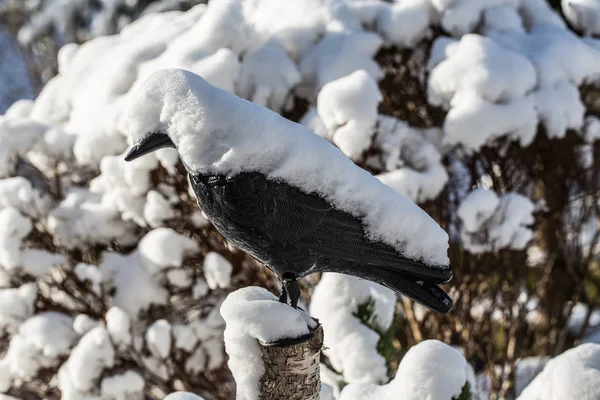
[191, 172, 453, 312]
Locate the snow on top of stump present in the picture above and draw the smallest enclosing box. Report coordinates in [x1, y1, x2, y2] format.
[128, 68, 450, 266]
[220, 286, 318, 400]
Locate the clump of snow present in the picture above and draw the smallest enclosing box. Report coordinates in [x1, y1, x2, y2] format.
[203, 252, 233, 290]
[375, 116, 448, 203]
[317, 70, 382, 160]
[48, 188, 137, 249]
[73, 314, 101, 336]
[100, 250, 169, 317]
[434, 0, 521, 37]
[428, 0, 600, 151]
[237, 41, 301, 112]
[144, 190, 176, 228]
[100, 370, 145, 400]
[340, 340, 471, 400]
[309, 273, 396, 384]
[514, 356, 550, 396]
[518, 343, 600, 400]
[146, 319, 172, 359]
[0, 312, 77, 387]
[221, 286, 318, 400]
[562, 0, 600, 36]
[458, 189, 535, 253]
[106, 306, 132, 349]
[138, 228, 199, 275]
[58, 326, 115, 399]
[377, 0, 434, 48]
[0, 207, 32, 270]
[192, 278, 210, 298]
[173, 323, 199, 352]
[0, 283, 37, 335]
[74, 263, 103, 296]
[299, 31, 383, 99]
[128, 69, 450, 266]
[0, 177, 50, 217]
[165, 392, 206, 400]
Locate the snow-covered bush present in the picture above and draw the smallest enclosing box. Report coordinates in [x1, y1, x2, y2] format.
[1, 0, 600, 398]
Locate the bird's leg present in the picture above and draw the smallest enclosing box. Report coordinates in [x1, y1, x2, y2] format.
[278, 281, 288, 304]
[283, 278, 300, 309]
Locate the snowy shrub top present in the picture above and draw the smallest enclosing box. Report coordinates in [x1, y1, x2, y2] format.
[310, 273, 396, 384]
[340, 340, 474, 400]
[517, 343, 600, 399]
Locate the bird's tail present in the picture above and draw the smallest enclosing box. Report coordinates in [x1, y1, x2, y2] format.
[326, 263, 454, 313]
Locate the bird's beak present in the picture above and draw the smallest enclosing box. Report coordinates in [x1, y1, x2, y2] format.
[124, 132, 175, 162]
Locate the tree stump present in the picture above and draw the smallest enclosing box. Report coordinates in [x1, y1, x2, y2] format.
[257, 324, 324, 400]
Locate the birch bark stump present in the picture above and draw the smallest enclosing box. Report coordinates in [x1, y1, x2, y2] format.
[257, 324, 324, 400]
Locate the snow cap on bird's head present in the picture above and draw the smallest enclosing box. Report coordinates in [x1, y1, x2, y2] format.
[125, 68, 211, 163]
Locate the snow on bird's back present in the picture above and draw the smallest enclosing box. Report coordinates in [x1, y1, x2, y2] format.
[128, 69, 449, 266]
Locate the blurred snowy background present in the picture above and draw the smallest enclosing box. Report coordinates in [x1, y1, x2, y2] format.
[1, 0, 600, 399]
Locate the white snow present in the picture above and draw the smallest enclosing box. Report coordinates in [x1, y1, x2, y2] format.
[562, 0, 600, 36]
[377, 0, 434, 48]
[299, 31, 383, 99]
[203, 252, 233, 290]
[0, 312, 77, 385]
[317, 70, 382, 161]
[138, 228, 199, 274]
[375, 116, 448, 203]
[0, 283, 37, 335]
[0, 207, 32, 271]
[100, 250, 169, 317]
[458, 189, 535, 253]
[164, 392, 206, 400]
[106, 306, 132, 349]
[128, 69, 450, 266]
[146, 319, 172, 359]
[192, 278, 210, 298]
[238, 41, 301, 112]
[0, 177, 49, 217]
[100, 370, 145, 400]
[58, 326, 115, 398]
[173, 323, 199, 352]
[309, 273, 396, 384]
[221, 286, 318, 400]
[74, 263, 103, 296]
[73, 314, 101, 336]
[517, 343, 600, 400]
[144, 190, 176, 228]
[340, 340, 470, 400]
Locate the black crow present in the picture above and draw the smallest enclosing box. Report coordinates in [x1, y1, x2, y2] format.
[125, 69, 453, 313]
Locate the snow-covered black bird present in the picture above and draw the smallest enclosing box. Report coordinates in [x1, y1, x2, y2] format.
[125, 69, 454, 313]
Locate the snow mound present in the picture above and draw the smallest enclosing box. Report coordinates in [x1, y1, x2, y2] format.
[221, 286, 318, 400]
[517, 343, 600, 400]
[429, 0, 600, 150]
[458, 189, 535, 253]
[309, 273, 396, 384]
[562, 0, 600, 36]
[340, 340, 471, 400]
[375, 116, 448, 203]
[203, 252, 233, 290]
[317, 70, 382, 161]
